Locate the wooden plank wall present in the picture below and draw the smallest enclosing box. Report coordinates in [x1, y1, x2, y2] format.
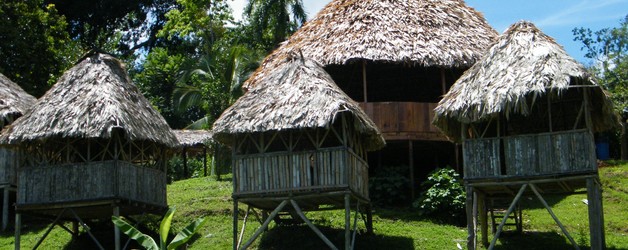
[359, 102, 440, 135]
[17, 161, 166, 206]
[0, 148, 19, 185]
[463, 138, 501, 178]
[233, 147, 369, 197]
[464, 130, 596, 179]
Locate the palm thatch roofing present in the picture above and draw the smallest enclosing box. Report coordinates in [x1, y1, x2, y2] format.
[0, 53, 178, 148]
[243, 0, 498, 89]
[213, 54, 385, 151]
[434, 21, 619, 142]
[0, 73, 37, 127]
[173, 129, 213, 148]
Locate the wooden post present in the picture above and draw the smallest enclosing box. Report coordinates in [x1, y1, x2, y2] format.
[472, 191, 478, 248]
[203, 147, 208, 177]
[466, 186, 475, 250]
[233, 199, 238, 250]
[182, 147, 188, 178]
[2, 187, 8, 231]
[409, 141, 415, 200]
[362, 61, 368, 103]
[113, 206, 120, 250]
[440, 68, 447, 95]
[587, 178, 606, 250]
[529, 184, 580, 249]
[14, 213, 20, 250]
[291, 200, 338, 250]
[478, 193, 488, 247]
[547, 92, 553, 132]
[345, 194, 351, 250]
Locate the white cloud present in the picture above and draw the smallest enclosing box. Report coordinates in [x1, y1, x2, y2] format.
[536, 0, 627, 27]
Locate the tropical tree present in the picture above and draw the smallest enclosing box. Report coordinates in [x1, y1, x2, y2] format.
[244, 0, 307, 51]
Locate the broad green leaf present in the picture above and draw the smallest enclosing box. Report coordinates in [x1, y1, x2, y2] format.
[112, 216, 158, 250]
[167, 217, 207, 250]
[160, 207, 176, 249]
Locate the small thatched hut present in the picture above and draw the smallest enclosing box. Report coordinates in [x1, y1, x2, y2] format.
[434, 21, 616, 249]
[213, 54, 384, 250]
[1, 53, 178, 249]
[0, 73, 37, 231]
[172, 129, 213, 177]
[243, 0, 498, 199]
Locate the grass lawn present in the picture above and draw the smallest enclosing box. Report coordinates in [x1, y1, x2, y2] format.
[0, 163, 626, 249]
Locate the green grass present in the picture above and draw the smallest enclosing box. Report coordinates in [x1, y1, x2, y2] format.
[0, 164, 626, 249]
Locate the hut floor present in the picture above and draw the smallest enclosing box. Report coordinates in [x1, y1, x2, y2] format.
[16, 199, 167, 220]
[236, 189, 368, 211]
[466, 172, 596, 197]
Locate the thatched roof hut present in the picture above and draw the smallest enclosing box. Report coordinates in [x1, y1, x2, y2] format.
[434, 21, 618, 142]
[243, 0, 498, 89]
[173, 129, 213, 148]
[0, 53, 177, 148]
[0, 73, 37, 128]
[213, 54, 385, 150]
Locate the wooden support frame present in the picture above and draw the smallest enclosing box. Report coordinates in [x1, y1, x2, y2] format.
[22, 208, 106, 250]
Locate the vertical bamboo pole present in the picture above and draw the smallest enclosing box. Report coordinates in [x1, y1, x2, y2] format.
[233, 200, 238, 250]
[345, 194, 351, 250]
[2, 188, 8, 231]
[440, 68, 447, 95]
[466, 186, 475, 250]
[587, 178, 606, 250]
[362, 61, 368, 103]
[409, 141, 415, 200]
[113, 206, 120, 250]
[14, 213, 20, 250]
[472, 191, 478, 248]
[203, 146, 208, 177]
[479, 194, 488, 247]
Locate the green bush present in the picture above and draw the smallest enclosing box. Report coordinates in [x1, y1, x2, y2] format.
[369, 166, 410, 206]
[413, 167, 466, 225]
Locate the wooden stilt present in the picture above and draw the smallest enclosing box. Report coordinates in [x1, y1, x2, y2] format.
[366, 205, 373, 234]
[488, 184, 527, 250]
[183, 147, 188, 178]
[587, 178, 606, 250]
[472, 191, 479, 248]
[466, 186, 475, 250]
[409, 141, 415, 200]
[68, 209, 104, 250]
[72, 221, 79, 239]
[291, 199, 338, 250]
[203, 146, 208, 177]
[233, 200, 238, 250]
[351, 202, 360, 250]
[529, 184, 579, 249]
[345, 194, 351, 250]
[14, 213, 20, 250]
[113, 206, 120, 250]
[241, 200, 288, 249]
[2, 187, 8, 231]
[236, 207, 251, 249]
[479, 194, 488, 247]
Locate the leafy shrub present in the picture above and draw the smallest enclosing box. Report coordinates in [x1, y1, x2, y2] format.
[369, 166, 410, 206]
[413, 167, 466, 225]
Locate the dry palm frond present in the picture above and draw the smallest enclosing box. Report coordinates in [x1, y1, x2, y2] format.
[434, 21, 618, 141]
[243, 0, 498, 89]
[0, 53, 178, 148]
[0, 73, 37, 128]
[173, 129, 213, 148]
[213, 54, 385, 151]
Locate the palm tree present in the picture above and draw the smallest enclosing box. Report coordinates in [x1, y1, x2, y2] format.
[244, 0, 307, 51]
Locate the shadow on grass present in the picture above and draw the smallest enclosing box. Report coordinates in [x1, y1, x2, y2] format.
[490, 231, 588, 250]
[372, 207, 467, 227]
[258, 224, 414, 250]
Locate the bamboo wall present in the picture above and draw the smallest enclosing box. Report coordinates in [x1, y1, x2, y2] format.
[464, 130, 596, 179]
[0, 148, 19, 185]
[233, 147, 368, 199]
[17, 161, 166, 206]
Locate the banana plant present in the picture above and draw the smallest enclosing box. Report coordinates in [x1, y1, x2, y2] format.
[112, 207, 206, 250]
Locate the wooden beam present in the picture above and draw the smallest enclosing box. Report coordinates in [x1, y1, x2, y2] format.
[587, 178, 606, 250]
[236, 207, 251, 249]
[345, 194, 351, 250]
[409, 141, 415, 200]
[241, 200, 289, 249]
[2, 188, 8, 231]
[291, 199, 339, 250]
[232, 199, 238, 250]
[466, 186, 475, 250]
[529, 184, 580, 249]
[478, 194, 488, 247]
[114, 206, 120, 250]
[14, 213, 20, 250]
[362, 61, 368, 103]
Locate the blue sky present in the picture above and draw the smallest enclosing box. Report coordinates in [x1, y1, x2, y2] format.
[229, 0, 627, 65]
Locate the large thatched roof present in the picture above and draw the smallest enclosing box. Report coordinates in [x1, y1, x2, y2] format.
[243, 0, 498, 89]
[213, 54, 385, 151]
[0, 53, 178, 148]
[434, 21, 618, 141]
[173, 130, 213, 148]
[0, 73, 37, 127]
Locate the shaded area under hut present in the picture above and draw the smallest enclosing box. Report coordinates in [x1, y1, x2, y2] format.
[172, 129, 213, 178]
[434, 21, 619, 250]
[0, 53, 178, 250]
[0, 73, 37, 231]
[213, 54, 384, 250]
[243, 0, 498, 201]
